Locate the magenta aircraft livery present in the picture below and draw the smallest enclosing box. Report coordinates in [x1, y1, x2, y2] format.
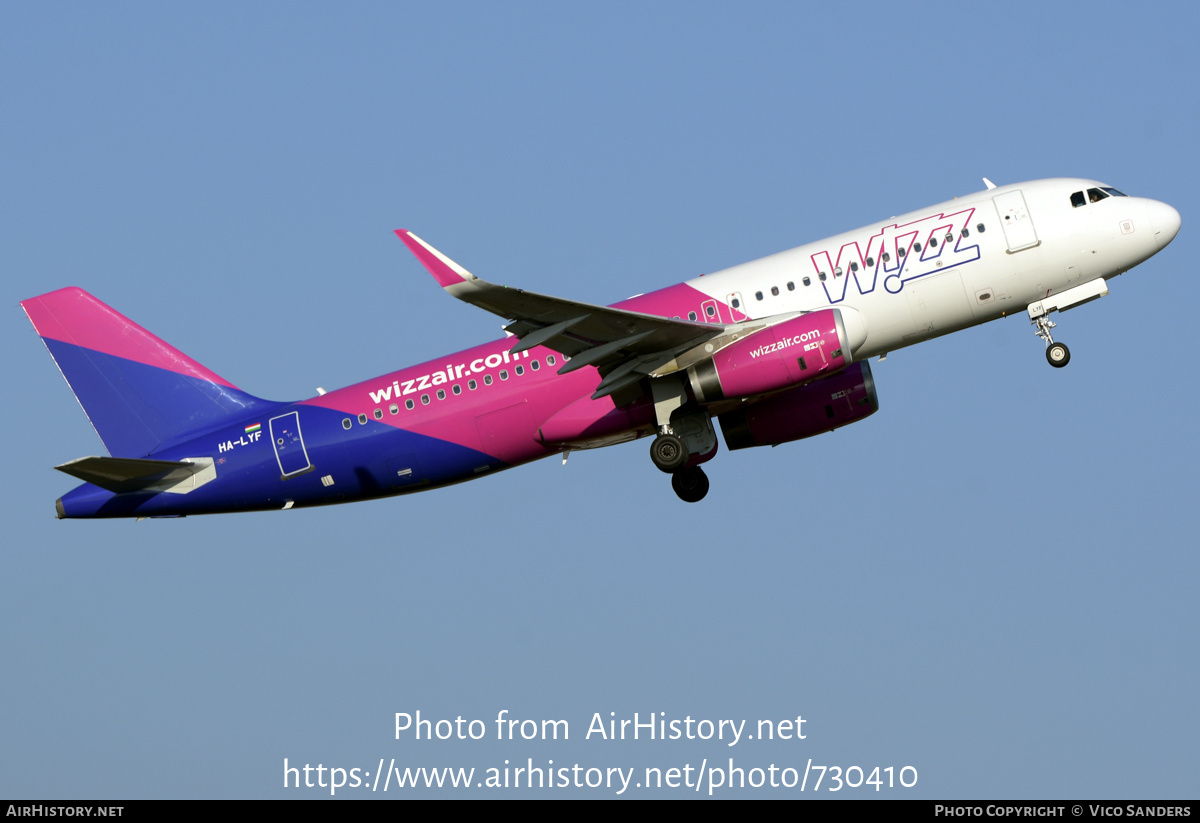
[22, 178, 1180, 516]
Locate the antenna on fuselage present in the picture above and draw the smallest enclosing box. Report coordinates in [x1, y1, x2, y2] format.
[983, 177, 997, 190]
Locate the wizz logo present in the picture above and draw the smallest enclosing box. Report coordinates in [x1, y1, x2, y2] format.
[812, 207, 979, 304]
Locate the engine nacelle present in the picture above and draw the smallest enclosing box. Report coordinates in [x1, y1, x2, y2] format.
[687, 308, 864, 402]
[718, 360, 879, 450]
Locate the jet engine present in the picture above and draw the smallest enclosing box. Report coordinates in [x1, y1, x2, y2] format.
[717, 360, 879, 450]
[687, 308, 865, 403]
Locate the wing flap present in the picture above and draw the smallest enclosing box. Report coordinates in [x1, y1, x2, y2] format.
[509, 315, 589, 354]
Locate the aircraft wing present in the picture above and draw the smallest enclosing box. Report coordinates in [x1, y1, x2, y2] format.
[397, 230, 728, 399]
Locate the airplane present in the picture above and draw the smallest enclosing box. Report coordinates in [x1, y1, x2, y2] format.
[22, 177, 1180, 518]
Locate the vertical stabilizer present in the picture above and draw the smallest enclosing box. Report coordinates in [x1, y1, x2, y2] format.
[22, 287, 271, 457]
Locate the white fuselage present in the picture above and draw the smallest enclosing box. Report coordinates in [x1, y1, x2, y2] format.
[686, 178, 1174, 358]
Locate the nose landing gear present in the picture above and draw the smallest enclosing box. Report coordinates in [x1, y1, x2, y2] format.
[1032, 314, 1071, 368]
[1026, 278, 1110, 368]
[1045, 341, 1070, 368]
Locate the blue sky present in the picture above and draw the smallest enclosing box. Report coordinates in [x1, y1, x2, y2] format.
[3, 1, 1197, 798]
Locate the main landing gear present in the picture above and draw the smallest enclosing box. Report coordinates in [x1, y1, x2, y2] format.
[650, 432, 688, 472]
[671, 466, 709, 503]
[650, 434, 710, 502]
[648, 375, 716, 502]
[650, 431, 713, 501]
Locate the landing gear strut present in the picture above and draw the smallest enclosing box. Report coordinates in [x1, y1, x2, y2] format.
[671, 466, 709, 503]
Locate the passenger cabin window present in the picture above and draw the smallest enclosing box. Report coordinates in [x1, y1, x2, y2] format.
[1071, 191, 1087, 208]
[803, 276, 811, 286]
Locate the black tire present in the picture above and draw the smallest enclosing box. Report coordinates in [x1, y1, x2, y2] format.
[1046, 342, 1070, 368]
[671, 467, 709, 503]
[650, 433, 688, 472]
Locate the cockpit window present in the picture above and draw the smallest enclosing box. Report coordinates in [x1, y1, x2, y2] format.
[1071, 191, 1087, 208]
[1101, 187, 1127, 197]
[1087, 187, 1109, 203]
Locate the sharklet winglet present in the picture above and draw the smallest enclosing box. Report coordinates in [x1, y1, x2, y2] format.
[396, 230, 477, 289]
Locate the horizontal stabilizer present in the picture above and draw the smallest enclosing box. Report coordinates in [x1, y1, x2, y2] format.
[56, 456, 217, 495]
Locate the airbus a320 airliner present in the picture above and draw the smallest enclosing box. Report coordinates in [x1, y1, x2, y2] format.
[23, 178, 1180, 517]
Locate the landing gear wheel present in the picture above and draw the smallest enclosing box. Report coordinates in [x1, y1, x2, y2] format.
[650, 433, 688, 473]
[671, 467, 709, 503]
[1046, 342, 1070, 368]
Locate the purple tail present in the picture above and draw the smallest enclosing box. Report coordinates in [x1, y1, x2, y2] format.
[22, 287, 272, 457]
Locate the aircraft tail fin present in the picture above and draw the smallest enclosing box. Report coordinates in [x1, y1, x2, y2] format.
[22, 287, 271, 457]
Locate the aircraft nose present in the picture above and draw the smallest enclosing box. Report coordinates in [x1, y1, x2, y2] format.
[1147, 200, 1181, 250]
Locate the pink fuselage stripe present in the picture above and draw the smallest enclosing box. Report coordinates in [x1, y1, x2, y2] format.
[21, 287, 238, 388]
[301, 282, 725, 456]
[612, 282, 715, 317]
